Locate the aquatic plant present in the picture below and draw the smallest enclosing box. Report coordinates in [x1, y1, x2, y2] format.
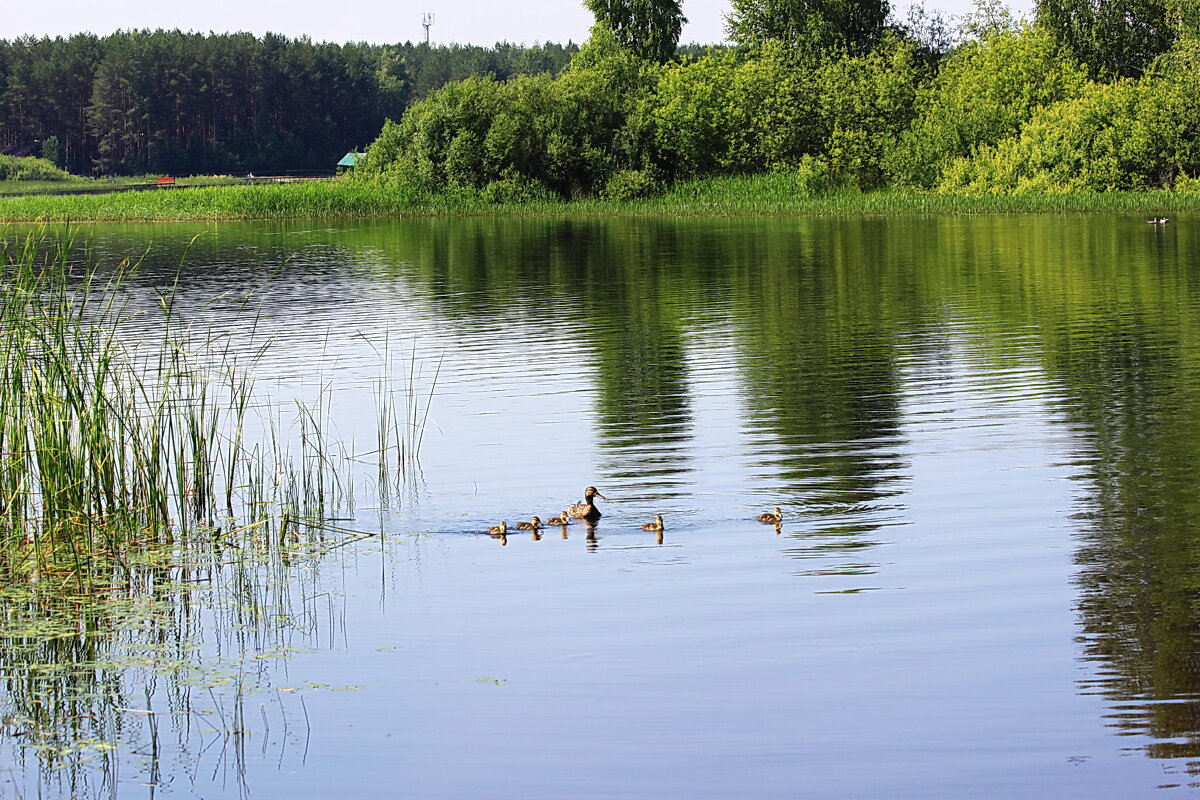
[0, 225, 436, 795]
[0, 226, 430, 589]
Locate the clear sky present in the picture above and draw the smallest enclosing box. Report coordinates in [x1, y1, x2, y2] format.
[3, 0, 1033, 46]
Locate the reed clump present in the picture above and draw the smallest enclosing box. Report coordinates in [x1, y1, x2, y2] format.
[0, 227, 425, 590]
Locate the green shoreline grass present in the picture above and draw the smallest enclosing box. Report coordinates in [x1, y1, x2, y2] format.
[1, 174, 1199, 222]
[0, 175, 253, 198]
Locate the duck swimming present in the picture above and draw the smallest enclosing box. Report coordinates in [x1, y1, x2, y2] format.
[487, 521, 508, 536]
[568, 486, 606, 522]
[1148, 217, 1171, 224]
[640, 515, 665, 532]
[546, 511, 570, 526]
[516, 516, 543, 530]
[756, 507, 783, 525]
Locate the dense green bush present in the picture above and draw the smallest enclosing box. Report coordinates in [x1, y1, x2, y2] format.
[0, 155, 72, 181]
[792, 154, 834, 195]
[356, 29, 660, 200]
[888, 24, 1089, 188]
[481, 170, 560, 204]
[816, 34, 922, 189]
[937, 80, 1167, 193]
[604, 168, 660, 199]
[648, 51, 741, 178]
[650, 43, 823, 178]
[934, 37, 1200, 194]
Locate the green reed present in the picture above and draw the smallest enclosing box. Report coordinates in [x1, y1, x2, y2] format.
[4, 173, 1200, 223]
[0, 226, 429, 589]
[372, 338, 442, 505]
[0, 219, 398, 795]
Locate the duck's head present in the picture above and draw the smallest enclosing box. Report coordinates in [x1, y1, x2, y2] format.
[584, 486, 606, 500]
[531, 516, 541, 525]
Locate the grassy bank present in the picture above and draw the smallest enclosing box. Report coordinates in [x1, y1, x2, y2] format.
[0, 174, 269, 197]
[0, 180, 420, 220]
[645, 174, 1200, 215]
[2, 173, 1200, 222]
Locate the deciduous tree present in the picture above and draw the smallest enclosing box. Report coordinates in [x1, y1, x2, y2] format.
[725, 0, 889, 56]
[584, 0, 687, 63]
[1036, 0, 1175, 77]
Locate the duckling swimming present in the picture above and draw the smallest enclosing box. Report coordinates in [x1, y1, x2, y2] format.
[641, 515, 665, 532]
[487, 521, 508, 536]
[568, 486, 606, 522]
[516, 516, 543, 530]
[546, 511, 570, 526]
[757, 507, 783, 525]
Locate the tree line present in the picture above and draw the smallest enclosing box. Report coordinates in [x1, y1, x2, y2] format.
[0, 31, 577, 176]
[354, 0, 1200, 197]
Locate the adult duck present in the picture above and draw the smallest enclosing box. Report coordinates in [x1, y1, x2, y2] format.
[640, 515, 665, 532]
[568, 486, 606, 522]
[757, 507, 783, 525]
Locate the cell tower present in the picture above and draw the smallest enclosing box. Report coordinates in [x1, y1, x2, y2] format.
[422, 13, 435, 44]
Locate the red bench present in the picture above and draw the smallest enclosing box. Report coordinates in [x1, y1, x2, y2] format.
[155, 176, 175, 185]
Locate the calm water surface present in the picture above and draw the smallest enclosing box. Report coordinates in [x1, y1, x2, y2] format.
[4, 214, 1200, 798]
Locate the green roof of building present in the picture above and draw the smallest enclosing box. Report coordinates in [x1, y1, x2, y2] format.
[338, 152, 364, 167]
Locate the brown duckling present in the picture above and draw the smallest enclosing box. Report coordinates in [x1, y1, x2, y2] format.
[757, 507, 783, 525]
[640, 515, 665, 532]
[515, 516, 543, 530]
[546, 511, 571, 526]
[487, 521, 508, 536]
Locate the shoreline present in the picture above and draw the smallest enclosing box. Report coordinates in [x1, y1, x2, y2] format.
[1, 175, 1198, 223]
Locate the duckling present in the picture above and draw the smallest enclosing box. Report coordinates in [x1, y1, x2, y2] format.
[640, 515, 665, 532]
[757, 507, 783, 525]
[487, 521, 508, 536]
[568, 486, 606, 522]
[546, 511, 571, 526]
[515, 516, 543, 530]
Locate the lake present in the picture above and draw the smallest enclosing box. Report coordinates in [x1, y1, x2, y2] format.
[2, 213, 1199, 798]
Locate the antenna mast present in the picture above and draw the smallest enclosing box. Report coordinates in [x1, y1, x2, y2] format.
[422, 13, 435, 44]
